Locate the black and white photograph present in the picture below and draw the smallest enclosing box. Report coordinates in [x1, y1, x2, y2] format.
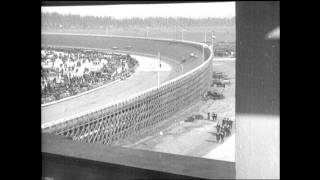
[41, 1, 279, 179]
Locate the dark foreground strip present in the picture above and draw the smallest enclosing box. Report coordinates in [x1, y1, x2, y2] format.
[42, 133, 235, 179]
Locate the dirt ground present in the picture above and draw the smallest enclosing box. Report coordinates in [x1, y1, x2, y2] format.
[117, 58, 235, 161]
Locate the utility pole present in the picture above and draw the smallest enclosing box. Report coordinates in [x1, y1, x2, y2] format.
[211, 32, 216, 59]
[182, 30, 184, 40]
[203, 45, 205, 63]
[203, 32, 205, 63]
[205, 31, 207, 44]
[146, 27, 149, 39]
[158, 52, 160, 86]
[182, 29, 186, 41]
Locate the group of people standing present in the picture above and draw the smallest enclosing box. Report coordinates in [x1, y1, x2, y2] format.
[207, 112, 218, 121]
[215, 118, 233, 143]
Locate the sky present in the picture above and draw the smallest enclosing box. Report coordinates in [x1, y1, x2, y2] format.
[41, 2, 235, 19]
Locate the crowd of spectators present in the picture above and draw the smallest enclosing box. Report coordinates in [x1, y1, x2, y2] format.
[41, 46, 139, 104]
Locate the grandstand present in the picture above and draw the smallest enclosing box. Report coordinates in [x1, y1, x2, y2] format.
[41, 46, 139, 104]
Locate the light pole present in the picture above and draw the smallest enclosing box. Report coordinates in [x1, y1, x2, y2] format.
[158, 52, 160, 86]
[181, 29, 186, 40]
[203, 32, 205, 63]
[205, 31, 207, 44]
[182, 30, 184, 40]
[211, 32, 216, 59]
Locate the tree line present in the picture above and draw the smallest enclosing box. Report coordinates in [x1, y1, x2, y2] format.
[42, 12, 235, 29]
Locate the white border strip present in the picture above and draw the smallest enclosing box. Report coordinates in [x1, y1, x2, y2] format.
[41, 33, 213, 129]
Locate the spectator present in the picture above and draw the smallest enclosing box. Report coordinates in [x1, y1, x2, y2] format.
[216, 132, 220, 143]
[220, 131, 224, 143]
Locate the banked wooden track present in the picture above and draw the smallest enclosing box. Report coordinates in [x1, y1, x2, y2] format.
[41, 33, 213, 145]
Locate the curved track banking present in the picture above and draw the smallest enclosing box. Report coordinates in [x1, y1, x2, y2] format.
[41, 46, 183, 108]
[41, 33, 207, 125]
[42, 55, 181, 124]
